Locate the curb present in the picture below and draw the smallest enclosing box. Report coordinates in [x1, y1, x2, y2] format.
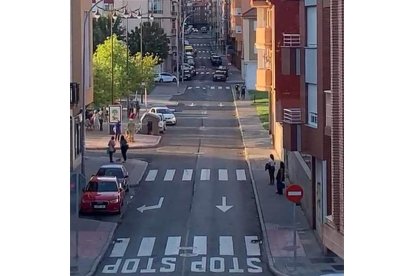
[232, 86, 289, 276]
[85, 160, 148, 276]
[85, 136, 162, 151]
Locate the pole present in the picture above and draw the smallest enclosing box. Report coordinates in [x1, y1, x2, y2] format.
[175, 9, 179, 91]
[293, 202, 297, 270]
[140, 19, 143, 104]
[126, 16, 129, 117]
[111, 13, 114, 104]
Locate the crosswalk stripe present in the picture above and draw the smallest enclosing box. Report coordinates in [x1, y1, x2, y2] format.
[195, 86, 200, 89]
[206, 72, 210, 74]
[164, 169, 175, 181]
[193, 236, 207, 255]
[218, 169, 228, 181]
[196, 72, 199, 74]
[210, 86, 215, 89]
[202, 87, 206, 89]
[109, 238, 130, 257]
[165, 236, 181, 256]
[188, 86, 193, 89]
[219, 236, 234, 256]
[245, 236, 261, 256]
[201, 72, 205, 74]
[226, 86, 230, 89]
[236, 169, 247, 181]
[145, 170, 158, 181]
[182, 169, 193, 181]
[218, 86, 223, 89]
[137, 237, 156, 257]
[200, 169, 210, 181]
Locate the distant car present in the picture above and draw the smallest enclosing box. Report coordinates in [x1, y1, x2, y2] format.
[184, 40, 190, 45]
[182, 69, 192, 81]
[201, 26, 207, 33]
[79, 176, 125, 215]
[217, 66, 228, 77]
[210, 55, 222, 66]
[213, 70, 227, 82]
[186, 58, 195, 66]
[192, 28, 199, 33]
[149, 106, 177, 125]
[154, 72, 177, 83]
[181, 63, 196, 76]
[95, 164, 129, 192]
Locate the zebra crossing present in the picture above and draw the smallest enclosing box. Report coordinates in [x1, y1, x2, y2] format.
[144, 168, 247, 182]
[101, 235, 263, 273]
[187, 85, 231, 90]
[193, 43, 209, 46]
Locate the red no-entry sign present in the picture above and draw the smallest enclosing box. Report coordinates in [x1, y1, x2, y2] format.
[285, 184, 304, 203]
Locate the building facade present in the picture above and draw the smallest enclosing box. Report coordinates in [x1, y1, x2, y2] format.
[241, 8, 257, 90]
[71, 0, 94, 172]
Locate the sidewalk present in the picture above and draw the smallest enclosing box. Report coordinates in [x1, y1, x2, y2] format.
[230, 70, 344, 274]
[70, 157, 148, 276]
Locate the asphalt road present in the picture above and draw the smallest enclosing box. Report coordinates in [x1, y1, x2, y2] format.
[93, 33, 272, 275]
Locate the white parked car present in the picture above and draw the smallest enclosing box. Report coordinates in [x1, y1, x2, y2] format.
[154, 72, 177, 83]
[149, 106, 177, 125]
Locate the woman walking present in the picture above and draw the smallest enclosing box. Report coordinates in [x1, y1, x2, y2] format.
[276, 161, 286, 195]
[120, 135, 129, 163]
[107, 136, 116, 163]
[265, 154, 276, 185]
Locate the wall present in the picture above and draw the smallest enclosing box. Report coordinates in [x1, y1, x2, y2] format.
[243, 61, 257, 90]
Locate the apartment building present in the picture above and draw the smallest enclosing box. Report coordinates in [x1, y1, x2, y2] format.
[70, 0, 94, 172]
[228, 0, 250, 70]
[191, 0, 209, 28]
[241, 8, 257, 90]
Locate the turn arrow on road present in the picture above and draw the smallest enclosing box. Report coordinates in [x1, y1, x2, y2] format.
[216, 196, 233, 213]
[137, 197, 164, 213]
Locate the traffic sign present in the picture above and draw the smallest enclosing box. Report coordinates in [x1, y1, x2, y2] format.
[285, 184, 304, 203]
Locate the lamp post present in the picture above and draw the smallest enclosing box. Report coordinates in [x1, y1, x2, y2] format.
[182, 13, 192, 82]
[172, 0, 180, 91]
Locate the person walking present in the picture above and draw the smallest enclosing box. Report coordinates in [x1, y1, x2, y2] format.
[107, 136, 116, 163]
[115, 120, 121, 142]
[241, 85, 246, 100]
[235, 84, 240, 100]
[98, 109, 104, 131]
[265, 154, 276, 185]
[276, 161, 286, 195]
[119, 135, 129, 163]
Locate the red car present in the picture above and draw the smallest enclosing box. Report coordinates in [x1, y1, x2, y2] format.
[79, 176, 125, 215]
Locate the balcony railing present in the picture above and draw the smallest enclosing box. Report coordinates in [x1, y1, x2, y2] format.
[283, 108, 302, 124]
[283, 33, 301, 47]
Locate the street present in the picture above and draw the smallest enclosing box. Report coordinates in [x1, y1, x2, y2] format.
[91, 33, 273, 275]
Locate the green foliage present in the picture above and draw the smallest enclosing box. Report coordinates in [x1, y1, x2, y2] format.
[93, 17, 125, 52]
[127, 22, 169, 64]
[93, 35, 157, 106]
[249, 90, 269, 130]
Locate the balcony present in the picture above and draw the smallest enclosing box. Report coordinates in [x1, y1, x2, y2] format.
[256, 27, 272, 49]
[283, 33, 301, 47]
[250, 0, 271, 7]
[283, 108, 302, 124]
[256, 68, 272, 91]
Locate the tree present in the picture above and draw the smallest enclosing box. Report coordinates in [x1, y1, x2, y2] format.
[128, 22, 169, 64]
[93, 17, 125, 52]
[93, 35, 158, 107]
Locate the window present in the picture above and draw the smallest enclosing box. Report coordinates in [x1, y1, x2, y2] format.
[235, 26, 242, 34]
[150, 0, 163, 14]
[307, 84, 318, 127]
[306, 6, 317, 47]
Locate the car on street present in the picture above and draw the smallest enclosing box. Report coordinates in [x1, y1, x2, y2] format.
[181, 63, 196, 76]
[201, 26, 207, 33]
[79, 176, 125, 215]
[154, 72, 177, 83]
[149, 106, 177, 125]
[186, 57, 195, 66]
[213, 70, 227, 82]
[95, 164, 129, 192]
[217, 65, 229, 77]
[210, 55, 222, 66]
[182, 69, 192, 81]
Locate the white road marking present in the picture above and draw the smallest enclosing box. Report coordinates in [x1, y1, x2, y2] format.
[137, 237, 156, 257]
[196, 72, 200, 74]
[245, 236, 261, 256]
[226, 86, 230, 89]
[145, 170, 158, 181]
[182, 169, 193, 181]
[165, 236, 181, 256]
[193, 236, 207, 255]
[210, 86, 215, 89]
[218, 169, 228, 181]
[219, 236, 234, 256]
[236, 169, 247, 181]
[188, 86, 193, 89]
[200, 169, 210, 181]
[202, 87, 206, 89]
[218, 86, 223, 89]
[195, 86, 200, 89]
[164, 169, 175, 181]
[109, 238, 130, 257]
[201, 72, 205, 74]
[206, 72, 210, 74]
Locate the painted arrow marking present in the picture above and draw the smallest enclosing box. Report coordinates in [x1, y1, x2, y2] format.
[216, 196, 233, 213]
[137, 197, 164, 213]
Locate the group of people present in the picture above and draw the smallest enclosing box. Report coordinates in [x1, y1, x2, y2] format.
[86, 109, 106, 131]
[107, 132, 129, 163]
[235, 84, 246, 100]
[265, 154, 286, 195]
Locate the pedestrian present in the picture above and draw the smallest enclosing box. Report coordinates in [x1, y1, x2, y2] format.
[241, 85, 246, 100]
[265, 154, 276, 185]
[120, 135, 129, 163]
[115, 120, 121, 142]
[98, 109, 104, 131]
[107, 136, 116, 163]
[276, 161, 286, 195]
[235, 84, 240, 100]
[136, 101, 141, 118]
